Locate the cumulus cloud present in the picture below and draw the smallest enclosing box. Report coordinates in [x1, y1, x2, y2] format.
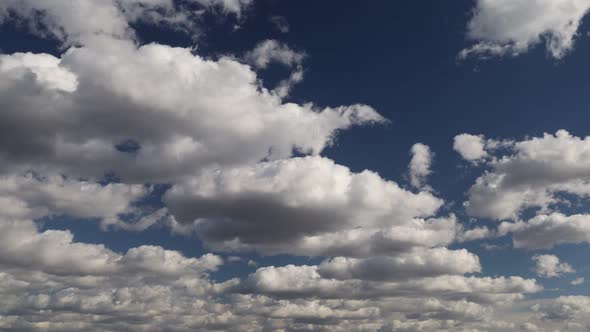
[0, 211, 247, 331]
[454, 133, 488, 162]
[0, 216, 222, 277]
[317, 248, 481, 281]
[456, 226, 494, 242]
[164, 156, 443, 255]
[532, 254, 575, 278]
[0, 1, 560, 331]
[0, 0, 386, 184]
[535, 296, 590, 321]
[241, 264, 541, 302]
[0, 211, 543, 331]
[461, 0, 590, 59]
[408, 143, 433, 189]
[0, 43, 384, 182]
[571, 277, 585, 285]
[464, 130, 590, 220]
[0, 173, 145, 221]
[500, 213, 590, 249]
[520, 322, 541, 332]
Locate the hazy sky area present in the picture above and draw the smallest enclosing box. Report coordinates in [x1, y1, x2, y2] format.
[2, 0, 590, 331]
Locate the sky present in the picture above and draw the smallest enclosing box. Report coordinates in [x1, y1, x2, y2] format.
[2, 0, 590, 331]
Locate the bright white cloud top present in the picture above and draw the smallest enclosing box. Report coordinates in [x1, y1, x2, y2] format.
[461, 0, 590, 59]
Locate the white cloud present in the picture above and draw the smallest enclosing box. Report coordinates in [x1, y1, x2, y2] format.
[456, 226, 493, 242]
[0, 52, 78, 92]
[571, 277, 585, 285]
[521, 322, 541, 332]
[500, 213, 590, 249]
[532, 254, 575, 278]
[0, 216, 222, 278]
[0, 0, 385, 186]
[292, 215, 462, 258]
[0, 43, 384, 182]
[164, 156, 443, 255]
[317, 248, 481, 281]
[244, 39, 306, 69]
[241, 264, 541, 302]
[453, 133, 488, 162]
[0, 2, 565, 331]
[535, 296, 590, 321]
[465, 130, 590, 220]
[0, 173, 147, 225]
[461, 0, 590, 59]
[408, 143, 433, 189]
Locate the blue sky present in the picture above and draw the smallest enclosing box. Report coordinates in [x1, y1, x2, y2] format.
[2, 0, 590, 331]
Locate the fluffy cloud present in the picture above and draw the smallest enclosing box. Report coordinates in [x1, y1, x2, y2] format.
[0, 0, 384, 183]
[0, 2, 561, 331]
[165, 156, 444, 255]
[454, 134, 488, 162]
[0, 217, 222, 277]
[0, 173, 145, 222]
[571, 277, 585, 285]
[244, 39, 306, 69]
[0, 212, 242, 331]
[520, 322, 541, 332]
[532, 254, 575, 278]
[243, 39, 306, 97]
[461, 0, 590, 59]
[291, 215, 465, 258]
[535, 296, 590, 321]
[465, 130, 590, 220]
[500, 213, 590, 249]
[0, 43, 384, 182]
[0, 212, 542, 332]
[317, 248, 481, 281]
[408, 143, 433, 189]
[241, 264, 541, 302]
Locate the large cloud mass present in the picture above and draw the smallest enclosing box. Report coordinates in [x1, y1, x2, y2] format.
[0, 44, 384, 182]
[463, 130, 590, 220]
[0, 0, 582, 331]
[461, 0, 590, 59]
[165, 156, 445, 255]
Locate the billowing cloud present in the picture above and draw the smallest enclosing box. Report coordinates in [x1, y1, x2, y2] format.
[0, 44, 384, 182]
[317, 248, 481, 281]
[0, 1, 566, 331]
[408, 143, 433, 189]
[0, 173, 145, 222]
[241, 264, 540, 302]
[534, 296, 590, 321]
[0, 217, 222, 277]
[454, 133, 488, 162]
[164, 156, 444, 255]
[532, 254, 575, 278]
[500, 213, 590, 249]
[0, 0, 385, 183]
[461, 0, 590, 59]
[465, 130, 590, 220]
